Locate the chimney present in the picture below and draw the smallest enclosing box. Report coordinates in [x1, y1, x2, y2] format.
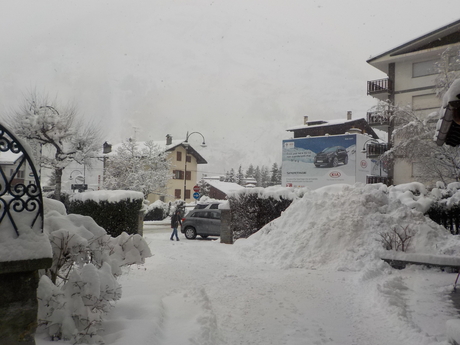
[166, 134, 172, 145]
[347, 111, 352, 120]
[304, 115, 309, 125]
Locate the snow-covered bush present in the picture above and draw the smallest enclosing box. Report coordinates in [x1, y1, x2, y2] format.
[144, 200, 169, 221]
[37, 197, 152, 343]
[66, 190, 145, 237]
[228, 186, 304, 240]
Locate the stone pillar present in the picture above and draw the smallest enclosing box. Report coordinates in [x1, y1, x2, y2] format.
[220, 209, 233, 244]
[0, 258, 52, 345]
[138, 210, 145, 237]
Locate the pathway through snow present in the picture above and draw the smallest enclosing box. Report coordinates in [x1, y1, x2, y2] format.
[98, 227, 457, 345]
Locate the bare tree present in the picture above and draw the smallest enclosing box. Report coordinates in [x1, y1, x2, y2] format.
[5, 93, 102, 200]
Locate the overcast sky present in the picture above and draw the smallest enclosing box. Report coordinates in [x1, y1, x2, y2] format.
[1, 1, 460, 176]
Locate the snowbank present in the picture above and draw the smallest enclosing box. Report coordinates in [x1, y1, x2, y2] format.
[234, 183, 460, 271]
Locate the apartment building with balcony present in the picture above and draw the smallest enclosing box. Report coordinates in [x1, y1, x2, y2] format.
[366, 19, 460, 185]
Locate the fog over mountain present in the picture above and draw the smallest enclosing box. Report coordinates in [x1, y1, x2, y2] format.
[1, 1, 459, 176]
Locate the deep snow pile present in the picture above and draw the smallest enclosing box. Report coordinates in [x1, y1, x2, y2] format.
[234, 183, 460, 271]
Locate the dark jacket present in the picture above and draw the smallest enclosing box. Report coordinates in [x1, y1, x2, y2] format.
[171, 212, 182, 228]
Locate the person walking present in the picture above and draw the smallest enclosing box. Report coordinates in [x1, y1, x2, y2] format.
[170, 209, 182, 241]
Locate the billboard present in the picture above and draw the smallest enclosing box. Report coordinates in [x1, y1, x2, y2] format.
[282, 134, 384, 189]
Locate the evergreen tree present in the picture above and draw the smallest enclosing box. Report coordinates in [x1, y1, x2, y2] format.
[245, 164, 255, 178]
[237, 165, 244, 185]
[261, 165, 270, 187]
[271, 163, 282, 185]
[254, 166, 262, 187]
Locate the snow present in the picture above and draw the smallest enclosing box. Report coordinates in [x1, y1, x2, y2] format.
[34, 182, 460, 344]
[70, 190, 144, 203]
[442, 78, 460, 108]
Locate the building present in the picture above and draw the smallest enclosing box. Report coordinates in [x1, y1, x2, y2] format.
[0, 151, 35, 187]
[95, 135, 206, 204]
[366, 19, 460, 185]
[286, 113, 379, 139]
[202, 179, 245, 200]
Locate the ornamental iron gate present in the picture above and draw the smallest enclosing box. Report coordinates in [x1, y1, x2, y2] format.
[0, 124, 43, 236]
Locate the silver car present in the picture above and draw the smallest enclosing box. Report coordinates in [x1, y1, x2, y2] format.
[181, 209, 221, 239]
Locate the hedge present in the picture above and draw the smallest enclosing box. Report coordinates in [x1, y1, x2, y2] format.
[67, 191, 144, 237]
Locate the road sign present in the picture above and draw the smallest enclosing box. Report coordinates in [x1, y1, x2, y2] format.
[193, 185, 200, 192]
[193, 192, 200, 199]
[71, 184, 88, 191]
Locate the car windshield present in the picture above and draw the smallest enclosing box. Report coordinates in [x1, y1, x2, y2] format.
[321, 146, 338, 153]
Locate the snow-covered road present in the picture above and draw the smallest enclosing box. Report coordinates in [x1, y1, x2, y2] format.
[100, 225, 458, 345]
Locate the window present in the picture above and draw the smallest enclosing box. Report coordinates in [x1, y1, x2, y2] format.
[174, 189, 181, 199]
[412, 93, 439, 111]
[176, 151, 182, 161]
[186, 155, 192, 163]
[173, 170, 184, 179]
[413, 59, 437, 78]
[185, 171, 191, 180]
[185, 189, 191, 200]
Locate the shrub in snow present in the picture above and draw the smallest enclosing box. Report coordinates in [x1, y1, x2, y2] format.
[144, 200, 169, 221]
[378, 225, 415, 252]
[38, 197, 152, 343]
[66, 190, 144, 237]
[228, 186, 302, 239]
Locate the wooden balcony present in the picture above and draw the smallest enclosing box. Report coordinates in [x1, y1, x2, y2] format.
[366, 110, 392, 129]
[365, 143, 388, 158]
[367, 78, 393, 96]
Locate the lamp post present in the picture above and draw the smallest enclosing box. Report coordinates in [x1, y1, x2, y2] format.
[183, 131, 206, 202]
[102, 141, 112, 185]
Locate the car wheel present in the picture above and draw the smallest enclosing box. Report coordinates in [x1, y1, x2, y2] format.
[343, 156, 348, 165]
[331, 157, 338, 167]
[314, 164, 320, 167]
[184, 227, 197, 239]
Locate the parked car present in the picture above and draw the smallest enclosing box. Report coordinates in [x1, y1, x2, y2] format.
[181, 209, 222, 239]
[193, 202, 221, 210]
[314, 146, 348, 167]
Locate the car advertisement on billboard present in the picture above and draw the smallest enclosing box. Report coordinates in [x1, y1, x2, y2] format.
[282, 134, 380, 189]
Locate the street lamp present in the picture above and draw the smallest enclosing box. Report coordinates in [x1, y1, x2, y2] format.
[183, 131, 206, 202]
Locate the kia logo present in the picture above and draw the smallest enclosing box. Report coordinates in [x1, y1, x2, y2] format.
[329, 171, 341, 178]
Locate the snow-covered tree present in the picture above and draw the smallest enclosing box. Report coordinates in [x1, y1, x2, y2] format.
[260, 165, 270, 187]
[225, 168, 236, 183]
[376, 100, 460, 184]
[270, 163, 282, 185]
[245, 164, 255, 178]
[237, 165, 244, 185]
[104, 139, 172, 198]
[5, 93, 101, 200]
[434, 46, 460, 99]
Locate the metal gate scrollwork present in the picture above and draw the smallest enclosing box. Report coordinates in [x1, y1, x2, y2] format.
[0, 124, 43, 236]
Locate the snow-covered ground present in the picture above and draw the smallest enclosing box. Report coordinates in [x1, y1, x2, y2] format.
[36, 183, 460, 344]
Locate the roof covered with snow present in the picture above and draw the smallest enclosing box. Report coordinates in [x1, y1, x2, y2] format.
[205, 180, 245, 195]
[0, 150, 22, 165]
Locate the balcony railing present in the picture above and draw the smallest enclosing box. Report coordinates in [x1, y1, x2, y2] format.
[365, 143, 388, 158]
[366, 175, 390, 185]
[366, 110, 392, 127]
[367, 78, 393, 95]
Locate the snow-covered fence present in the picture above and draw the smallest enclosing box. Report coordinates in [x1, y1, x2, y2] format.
[228, 186, 303, 240]
[67, 190, 145, 237]
[0, 124, 52, 344]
